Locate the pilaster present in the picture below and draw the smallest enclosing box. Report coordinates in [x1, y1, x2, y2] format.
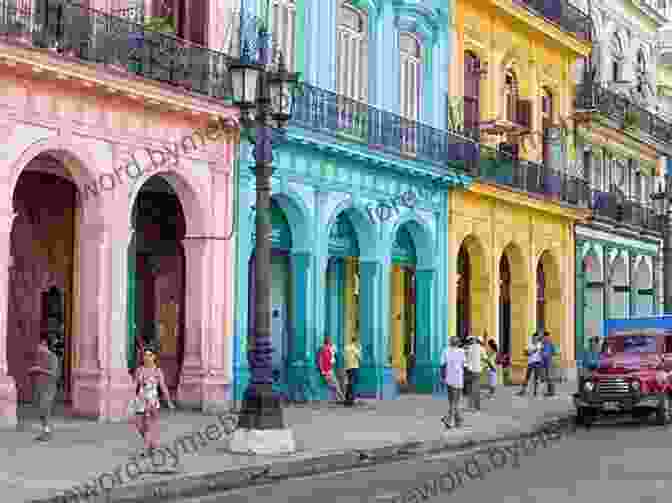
[287, 251, 314, 402]
[413, 269, 435, 393]
[0, 211, 17, 428]
[629, 254, 637, 317]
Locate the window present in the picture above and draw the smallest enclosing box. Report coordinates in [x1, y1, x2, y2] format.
[592, 153, 602, 190]
[269, 0, 296, 72]
[463, 51, 481, 134]
[336, 3, 368, 101]
[634, 170, 642, 201]
[400, 32, 421, 121]
[611, 35, 624, 82]
[504, 69, 518, 123]
[636, 49, 648, 96]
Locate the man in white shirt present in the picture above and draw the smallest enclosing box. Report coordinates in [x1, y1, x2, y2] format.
[464, 335, 482, 411]
[440, 336, 465, 428]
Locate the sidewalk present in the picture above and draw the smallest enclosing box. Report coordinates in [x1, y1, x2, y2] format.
[8, 382, 577, 503]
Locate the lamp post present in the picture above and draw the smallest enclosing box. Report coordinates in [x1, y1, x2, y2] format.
[651, 175, 672, 314]
[228, 31, 299, 453]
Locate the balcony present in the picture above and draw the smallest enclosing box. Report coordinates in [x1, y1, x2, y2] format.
[291, 83, 590, 207]
[575, 82, 672, 146]
[0, 0, 230, 99]
[590, 190, 663, 233]
[290, 83, 478, 175]
[511, 0, 592, 42]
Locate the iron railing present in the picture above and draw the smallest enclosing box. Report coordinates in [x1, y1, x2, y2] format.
[513, 0, 592, 42]
[291, 82, 476, 174]
[0, 0, 230, 98]
[590, 189, 663, 232]
[575, 83, 672, 146]
[470, 145, 591, 206]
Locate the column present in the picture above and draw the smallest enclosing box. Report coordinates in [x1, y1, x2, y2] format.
[575, 244, 586, 367]
[390, 265, 403, 372]
[358, 260, 386, 398]
[177, 238, 210, 409]
[287, 251, 312, 401]
[127, 231, 137, 371]
[629, 255, 637, 317]
[414, 269, 435, 394]
[652, 255, 660, 315]
[0, 211, 17, 428]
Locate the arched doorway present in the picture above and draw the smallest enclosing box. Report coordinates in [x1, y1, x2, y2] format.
[130, 176, 186, 392]
[537, 251, 562, 346]
[248, 199, 294, 399]
[634, 259, 653, 316]
[608, 256, 628, 319]
[389, 225, 416, 392]
[8, 163, 77, 406]
[499, 254, 511, 356]
[456, 236, 489, 341]
[325, 211, 360, 390]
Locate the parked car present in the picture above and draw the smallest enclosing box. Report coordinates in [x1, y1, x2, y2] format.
[573, 331, 672, 426]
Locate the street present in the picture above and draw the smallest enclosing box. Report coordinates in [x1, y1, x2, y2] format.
[179, 417, 671, 502]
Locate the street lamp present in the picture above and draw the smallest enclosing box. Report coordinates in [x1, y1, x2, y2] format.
[228, 34, 299, 453]
[651, 176, 672, 314]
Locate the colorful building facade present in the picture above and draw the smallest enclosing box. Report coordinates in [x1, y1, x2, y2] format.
[573, 1, 671, 360]
[0, 0, 240, 426]
[449, 0, 592, 381]
[232, 0, 469, 401]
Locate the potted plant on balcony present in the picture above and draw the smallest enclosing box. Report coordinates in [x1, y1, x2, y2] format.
[623, 109, 640, 130]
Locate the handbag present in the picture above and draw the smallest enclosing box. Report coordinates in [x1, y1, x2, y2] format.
[127, 396, 145, 416]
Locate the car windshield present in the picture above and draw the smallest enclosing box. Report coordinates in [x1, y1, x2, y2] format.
[602, 335, 657, 354]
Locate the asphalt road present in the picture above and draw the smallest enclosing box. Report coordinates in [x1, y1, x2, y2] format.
[179, 416, 672, 503]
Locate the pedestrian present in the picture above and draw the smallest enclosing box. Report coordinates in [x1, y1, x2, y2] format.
[464, 334, 482, 412]
[440, 336, 465, 429]
[130, 346, 175, 455]
[542, 331, 557, 396]
[344, 337, 362, 406]
[27, 330, 60, 442]
[482, 339, 498, 399]
[517, 334, 543, 396]
[318, 336, 346, 402]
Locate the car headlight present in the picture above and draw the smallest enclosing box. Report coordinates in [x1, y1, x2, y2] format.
[631, 380, 640, 391]
[584, 381, 594, 392]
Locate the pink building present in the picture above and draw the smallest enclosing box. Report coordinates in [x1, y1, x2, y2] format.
[0, 0, 240, 426]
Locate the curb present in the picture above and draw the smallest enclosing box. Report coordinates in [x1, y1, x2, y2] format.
[38, 411, 576, 503]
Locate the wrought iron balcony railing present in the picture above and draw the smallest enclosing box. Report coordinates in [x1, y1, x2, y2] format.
[512, 0, 592, 42]
[0, 0, 230, 99]
[575, 83, 672, 146]
[590, 190, 663, 232]
[470, 145, 591, 206]
[290, 83, 477, 174]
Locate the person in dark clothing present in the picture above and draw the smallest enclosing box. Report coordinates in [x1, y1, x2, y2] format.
[541, 331, 556, 396]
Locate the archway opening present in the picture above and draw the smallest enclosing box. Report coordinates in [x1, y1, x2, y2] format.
[582, 253, 603, 352]
[456, 236, 489, 341]
[537, 251, 562, 349]
[389, 225, 417, 391]
[130, 175, 186, 392]
[325, 211, 360, 389]
[499, 254, 511, 356]
[8, 158, 77, 408]
[608, 256, 628, 319]
[248, 198, 294, 399]
[634, 259, 652, 316]
[499, 243, 527, 378]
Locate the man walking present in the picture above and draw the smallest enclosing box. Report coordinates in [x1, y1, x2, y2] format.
[542, 331, 556, 397]
[318, 336, 346, 402]
[344, 337, 362, 406]
[28, 331, 61, 441]
[440, 336, 465, 429]
[464, 335, 482, 412]
[517, 334, 543, 396]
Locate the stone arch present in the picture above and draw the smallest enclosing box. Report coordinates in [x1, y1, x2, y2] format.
[633, 256, 653, 316]
[272, 191, 312, 253]
[608, 254, 628, 318]
[129, 169, 209, 237]
[456, 234, 489, 340]
[499, 242, 527, 359]
[324, 198, 378, 262]
[537, 250, 562, 349]
[387, 213, 435, 270]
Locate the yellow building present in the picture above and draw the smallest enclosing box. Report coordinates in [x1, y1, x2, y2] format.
[448, 0, 592, 381]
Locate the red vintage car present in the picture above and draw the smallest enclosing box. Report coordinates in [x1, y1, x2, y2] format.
[573, 331, 672, 426]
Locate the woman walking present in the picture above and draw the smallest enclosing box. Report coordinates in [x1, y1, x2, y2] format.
[131, 347, 175, 454]
[481, 339, 498, 399]
[28, 331, 60, 441]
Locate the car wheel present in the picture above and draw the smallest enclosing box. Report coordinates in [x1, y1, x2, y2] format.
[576, 407, 593, 428]
[655, 393, 672, 426]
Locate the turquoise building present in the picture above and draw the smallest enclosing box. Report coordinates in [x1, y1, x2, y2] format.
[233, 0, 472, 401]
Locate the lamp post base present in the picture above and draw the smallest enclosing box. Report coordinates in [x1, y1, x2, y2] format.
[228, 426, 296, 455]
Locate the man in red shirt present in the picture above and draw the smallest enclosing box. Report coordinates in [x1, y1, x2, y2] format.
[318, 336, 345, 402]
